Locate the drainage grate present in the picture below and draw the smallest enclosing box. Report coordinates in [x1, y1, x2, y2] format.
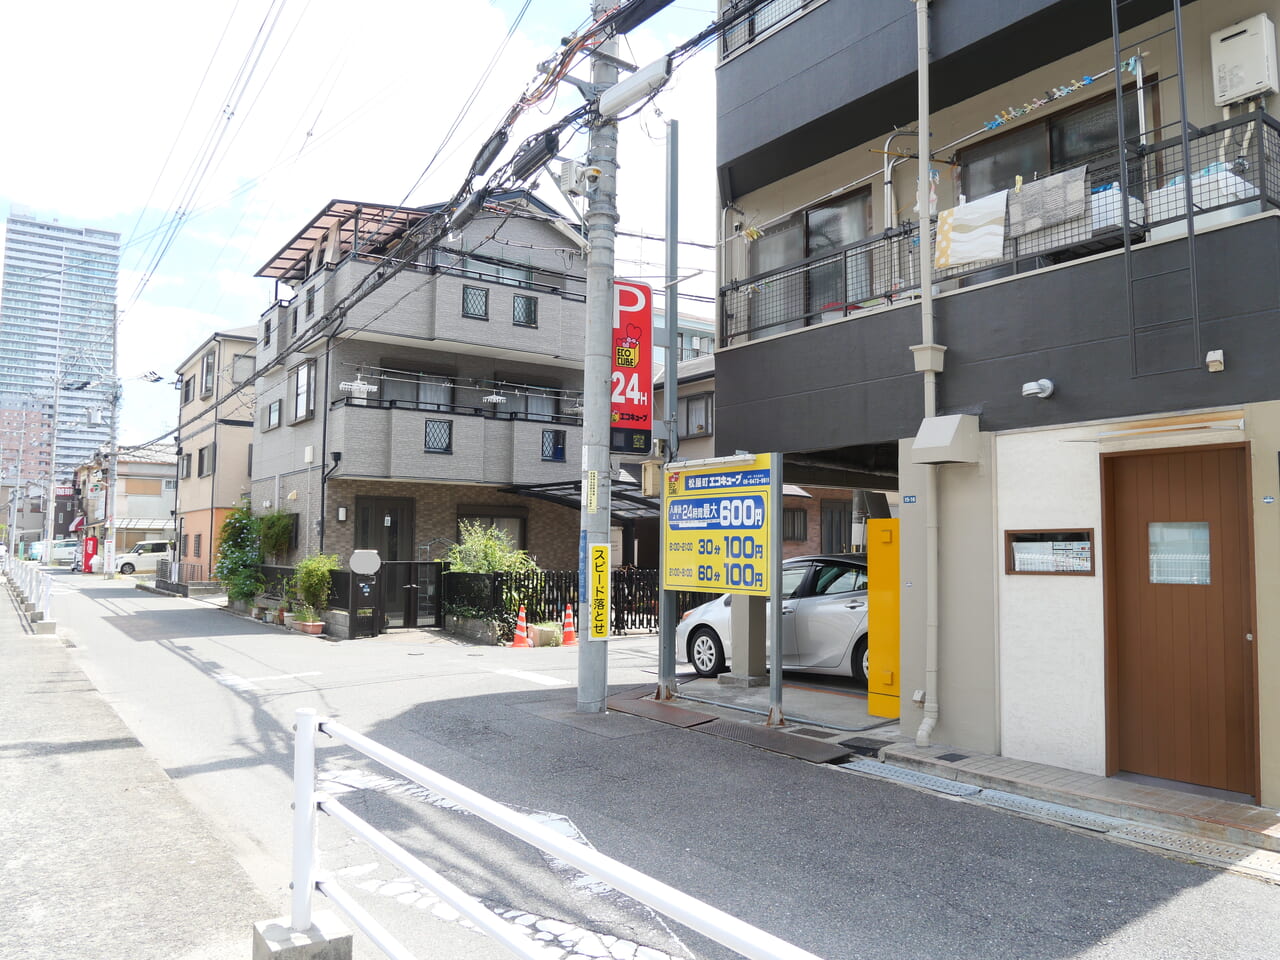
[789, 727, 838, 740]
[979, 790, 1126, 833]
[936, 752, 969, 762]
[1110, 824, 1279, 867]
[838, 737, 891, 757]
[839, 757, 982, 796]
[699, 720, 852, 763]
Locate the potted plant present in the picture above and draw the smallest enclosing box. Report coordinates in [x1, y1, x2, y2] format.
[293, 552, 339, 635]
[294, 603, 324, 635]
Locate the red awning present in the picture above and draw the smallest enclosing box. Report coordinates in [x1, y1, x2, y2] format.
[69, 516, 86, 532]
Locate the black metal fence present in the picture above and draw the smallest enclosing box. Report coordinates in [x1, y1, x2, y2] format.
[443, 568, 719, 633]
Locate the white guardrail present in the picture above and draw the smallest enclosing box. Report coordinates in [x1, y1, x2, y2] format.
[291, 708, 826, 960]
[6, 560, 54, 622]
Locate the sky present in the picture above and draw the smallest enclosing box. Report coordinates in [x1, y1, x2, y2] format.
[0, 0, 720, 445]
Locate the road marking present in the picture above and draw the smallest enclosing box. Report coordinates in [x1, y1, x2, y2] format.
[490, 668, 570, 687]
[212, 670, 321, 692]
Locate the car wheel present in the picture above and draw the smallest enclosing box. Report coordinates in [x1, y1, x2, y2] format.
[120, 563, 135, 575]
[852, 635, 869, 687]
[689, 628, 726, 678]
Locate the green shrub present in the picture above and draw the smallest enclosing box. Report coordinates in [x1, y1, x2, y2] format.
[214, 500, 264, 602]
[294, 552, 339, 615]
[259, 511, 295, 561]
[445, 520, 538, 574]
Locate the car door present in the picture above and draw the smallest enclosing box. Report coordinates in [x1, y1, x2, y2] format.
[779, 562, 813, 665]
[793, 561, 868, 668]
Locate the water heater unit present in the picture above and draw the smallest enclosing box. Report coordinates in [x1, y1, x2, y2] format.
[1211, 13, 1278, 106]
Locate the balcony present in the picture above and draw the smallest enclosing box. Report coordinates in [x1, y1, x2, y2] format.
[722, 111, 1280, 347]
[326, 397, 582, 486]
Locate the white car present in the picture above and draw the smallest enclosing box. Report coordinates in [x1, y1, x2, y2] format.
[116, 540, 170, 575]
[676, 555, 870, 684]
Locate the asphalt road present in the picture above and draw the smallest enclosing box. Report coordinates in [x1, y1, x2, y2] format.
[50, 571, 1280, 960]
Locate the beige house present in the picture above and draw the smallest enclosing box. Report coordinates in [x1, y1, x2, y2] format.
[172, 328, 257, 584]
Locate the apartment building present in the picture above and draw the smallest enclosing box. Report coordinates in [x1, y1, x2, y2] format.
[249, 191, 594, 627]
[714, 0, 1280, 804]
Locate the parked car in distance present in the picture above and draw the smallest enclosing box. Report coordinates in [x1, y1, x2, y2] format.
[116, 540, 170, 575]
[49, 539, 79, 564]
[675, 554, 870, 684]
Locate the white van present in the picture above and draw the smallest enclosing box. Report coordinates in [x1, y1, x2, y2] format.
[116, 540, 170, 575]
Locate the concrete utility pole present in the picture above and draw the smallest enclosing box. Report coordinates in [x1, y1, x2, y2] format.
[578, 1, 621, 713]
[657, 118, 679, 701]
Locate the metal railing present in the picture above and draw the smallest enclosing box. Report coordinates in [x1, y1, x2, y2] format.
[330, 395, 583, 426]
[290, 708, 825, 960]
[722, 110, 1280, 345]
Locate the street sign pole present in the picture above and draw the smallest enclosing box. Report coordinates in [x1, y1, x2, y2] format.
[767, 456, 784, 726]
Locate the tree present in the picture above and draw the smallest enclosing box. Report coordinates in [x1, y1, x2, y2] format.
[293, 552, 339, 619]
[259, 511, 295, 561]
[445, 520, 537, 573]
[214, 500, 264, 602]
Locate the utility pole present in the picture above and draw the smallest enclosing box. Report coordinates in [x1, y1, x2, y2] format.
[657, 118, 679, 701]
[578, 0, 621, 713]
[104, 307, 120, 579]
[42, 352, 63, 562]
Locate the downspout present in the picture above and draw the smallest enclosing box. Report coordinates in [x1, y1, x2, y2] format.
[318, 339, 333, 552]
[914, 0, 941, 748]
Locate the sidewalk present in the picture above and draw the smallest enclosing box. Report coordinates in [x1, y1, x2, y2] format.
[0, 578, 274, 960]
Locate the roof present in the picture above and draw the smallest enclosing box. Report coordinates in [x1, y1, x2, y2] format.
[255, 189, 570, 283]
[176, 326, 258, 371]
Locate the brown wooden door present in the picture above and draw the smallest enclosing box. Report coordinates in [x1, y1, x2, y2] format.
[1104, 445, 1256, 796]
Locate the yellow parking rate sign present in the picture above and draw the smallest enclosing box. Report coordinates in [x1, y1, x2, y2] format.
[662, 454, 772, 596]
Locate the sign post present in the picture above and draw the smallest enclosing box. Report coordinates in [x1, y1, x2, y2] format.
[662, 453, 784, 722]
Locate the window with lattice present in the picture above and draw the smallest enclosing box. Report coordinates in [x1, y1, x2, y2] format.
[513, 294, 538, 328]
[541, 429, 566, 462]
[462, 285, 488, 319]
[424, 419, 453, 454]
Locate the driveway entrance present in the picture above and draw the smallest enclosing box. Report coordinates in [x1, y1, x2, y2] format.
[1103, 443, 1256, 797]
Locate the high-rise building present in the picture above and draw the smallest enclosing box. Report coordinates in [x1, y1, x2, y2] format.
[0, 208, 120, 484]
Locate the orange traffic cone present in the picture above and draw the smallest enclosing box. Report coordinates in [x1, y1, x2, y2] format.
[561, 604, 577, 646]
[512, 605, 531, 647]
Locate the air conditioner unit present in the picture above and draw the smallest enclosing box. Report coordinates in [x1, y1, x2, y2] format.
[1211, 13, 1278, 106]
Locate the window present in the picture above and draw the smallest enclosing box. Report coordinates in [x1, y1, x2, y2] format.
[383, 371, 453, 411]
[163, 478, 177, 492]
[424, 419, 453, 453]
[200, 352, 216, 396]
[960, 90, 1142, 200]
[541, 429, 566, 462]
[263, 318, 273, 348]
[783, 508, 807, 541]
[178, 453, 191, 479]
[811, 561, 867, 594]
[457, 512, 526, 549]
[678, 393, 713, 438]
[525, 388, 556, 422]
[291, 360, 315, 422]
[722, 0, 813, 56]
[197, 444, 216, 477]
[513, 294, 538, 328]
[193, 533, 202, 558]
[289, 307, 298, 336]
[181, 376, 194, 405]
[181, 534, 189, 558]
[264, 398, 282, 430]
[462, 285, 488, 319]
[1149, 522, 1210, 585]
[306, 286, 315, 317]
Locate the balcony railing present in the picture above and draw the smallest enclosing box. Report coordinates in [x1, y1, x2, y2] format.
[721, 110, 1280, 345]
[330, 395, 583, 426]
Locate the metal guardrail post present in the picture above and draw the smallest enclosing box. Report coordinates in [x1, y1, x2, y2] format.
[291, 707, 319, 931]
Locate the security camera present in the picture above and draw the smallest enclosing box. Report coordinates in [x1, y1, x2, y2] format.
[583, 165, 603, 184]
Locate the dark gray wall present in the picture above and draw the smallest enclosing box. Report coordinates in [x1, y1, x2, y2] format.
[716, 216, 1280, 456]
[717, 0, 1192, 199]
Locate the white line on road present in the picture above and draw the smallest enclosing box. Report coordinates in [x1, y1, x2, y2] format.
[489, 668, 571, 687]
[212, 670, 322, 692]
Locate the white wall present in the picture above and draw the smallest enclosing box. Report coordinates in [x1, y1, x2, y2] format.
[995, 425, 1107, 774]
